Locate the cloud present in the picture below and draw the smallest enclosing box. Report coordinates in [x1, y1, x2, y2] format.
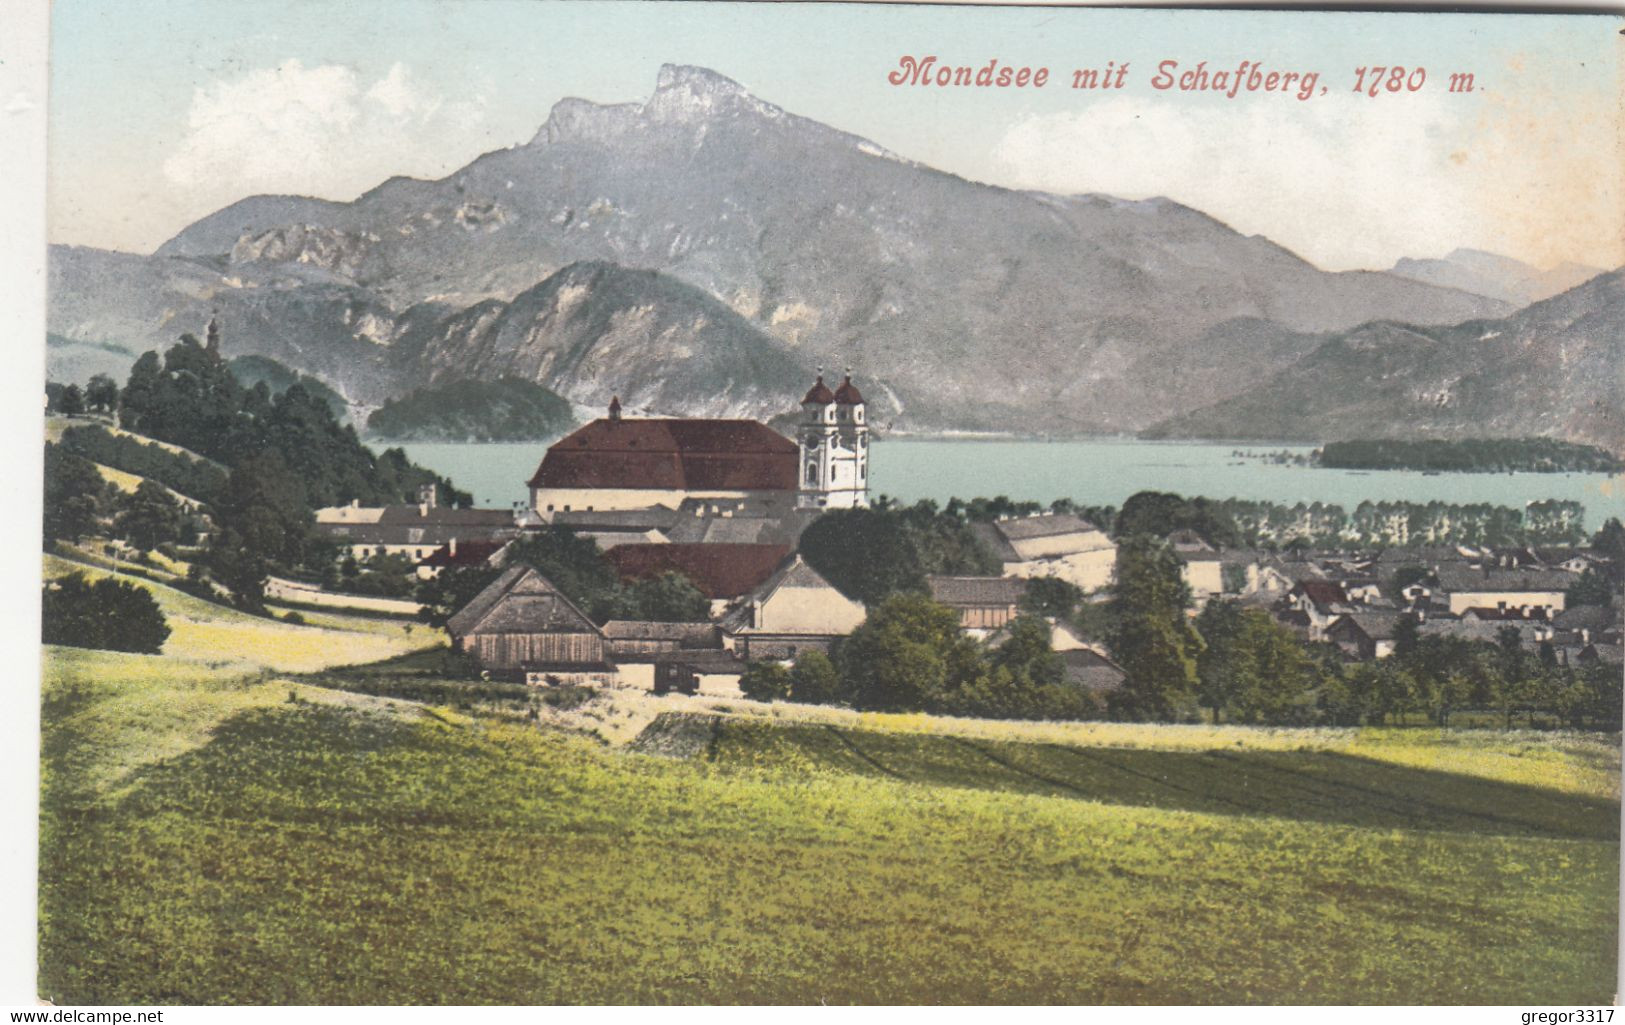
[992, 88, 1623, 271]
[164, 59, 483, 201]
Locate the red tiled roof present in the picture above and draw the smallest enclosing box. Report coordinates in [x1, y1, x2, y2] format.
[1295, 580, 1349, 606]
[604, 543, 792, 599]
[802, 376, 835, 404]
[528, 418, 797, 491]
[834, 374, 864, 405]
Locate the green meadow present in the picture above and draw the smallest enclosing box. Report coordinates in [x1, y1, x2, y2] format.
[37, 562, 1622, 1004]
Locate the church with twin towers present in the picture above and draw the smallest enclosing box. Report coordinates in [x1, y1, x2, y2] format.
[527, 370, 870, 518]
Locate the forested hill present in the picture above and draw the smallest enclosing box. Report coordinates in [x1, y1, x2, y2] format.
[119, 334, 468, 510]
[1318, 438, 1623, 474]
[366, 377, 577, 442]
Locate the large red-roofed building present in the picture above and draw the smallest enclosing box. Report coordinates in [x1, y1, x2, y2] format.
[528, 374, 870, 515]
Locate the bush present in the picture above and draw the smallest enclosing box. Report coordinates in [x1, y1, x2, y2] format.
[739, 661, 792, 702]
[281, 611, 307, 625]
[42, 572, 170, 654]
[789, 650, 842, 704]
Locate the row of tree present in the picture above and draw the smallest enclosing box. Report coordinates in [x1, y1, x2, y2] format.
[740, 599, 1099, 721]
[44, 446, 201, 552]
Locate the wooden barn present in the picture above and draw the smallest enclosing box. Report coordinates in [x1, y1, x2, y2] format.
[445, 563, 613, 685]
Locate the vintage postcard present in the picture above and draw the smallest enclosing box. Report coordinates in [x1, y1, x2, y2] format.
[35, 0, 1625, 1006]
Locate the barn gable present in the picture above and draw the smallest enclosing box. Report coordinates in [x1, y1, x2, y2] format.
[446, 564, 609, 675]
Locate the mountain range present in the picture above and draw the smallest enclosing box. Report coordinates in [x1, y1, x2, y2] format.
[1145, 268, 1625, 449]
[47, 64, 1618, 448]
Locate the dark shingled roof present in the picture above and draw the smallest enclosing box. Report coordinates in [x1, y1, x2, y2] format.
[445, 564, 604, 639]
[604, 543, 792, 599]
[529, 418, 797, 492]
[1060, 649, 1126, 694]
[927, 575, 1028, 607]
[1434, 565, 1576, 594]
[1330, 613, 1401, 641]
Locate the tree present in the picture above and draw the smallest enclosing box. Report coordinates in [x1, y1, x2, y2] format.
[43, 444, 114, 545]
[1495, 626, 1528, 728]
[988, 615, 1064, 686]
[113, 479, 188, 551]
[85, 374, 119, 415]
[1591, 518, 1625, 564]
[1105, 536, 1200, 721]
[56, 384, 85, 416]
[798, 502, 995, 606]
[739, 661, 792, 702]
[1226, 611, 1317, 725]
[837, 593, 982, 712]
[214, 452, 311, 569]
[1114, 491, 1240, 547]
[1019, 576, 1085, 619]
[1565, 568, 1615, 608]
[1194, 598, 1247, 723]
[610, 572, 710, 623]
[789, 650, 842, 705]
[416, 564, 505, 629]
[42, 572, 170, 654]
[1392, 614, 1421, 659]
[797, 507, 927, 604]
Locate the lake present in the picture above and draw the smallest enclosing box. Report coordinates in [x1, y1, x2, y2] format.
[398, 438, 1625, 531]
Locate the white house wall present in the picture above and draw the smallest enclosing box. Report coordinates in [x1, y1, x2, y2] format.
[760, 585, 867, 635]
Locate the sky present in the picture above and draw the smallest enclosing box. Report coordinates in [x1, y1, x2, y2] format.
[47, 0, 1625, 272]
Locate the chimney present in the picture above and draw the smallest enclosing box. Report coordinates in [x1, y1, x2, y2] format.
[417, 483, 437, 509]
[449, 538, 458, 558]
[609, 395, 622, 421]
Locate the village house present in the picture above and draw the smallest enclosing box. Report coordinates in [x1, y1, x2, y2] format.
[445, 563, 615, 686]
[1220, 550, 1296, 598]
[1166, 529, 1223, 601]
[718, 553, 866, 660]
[315, 484, 519, 562]
[601, 620, 724, 691]
[973, 512, 1117, 592]
[1286, 580, 1356, 641]
[413, 538, 512, 580]
[927, 575, 1027, 632]
[653, 650, 750, 697]
[1326, 612, 1401, 660]
[1433, 565, 1571, 617]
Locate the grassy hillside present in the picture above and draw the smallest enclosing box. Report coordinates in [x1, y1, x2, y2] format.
[43, 555, 435, 672]
[40, 634, 1620, 1004]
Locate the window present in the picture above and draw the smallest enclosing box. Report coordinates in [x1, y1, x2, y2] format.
[806, 463, 819, 485]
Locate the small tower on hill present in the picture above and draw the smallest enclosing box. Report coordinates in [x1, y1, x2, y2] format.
[796, 367, 869, 509]
[205, 312, 222, 363]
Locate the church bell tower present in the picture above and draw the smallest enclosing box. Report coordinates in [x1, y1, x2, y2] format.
[796, 367, 869, 509]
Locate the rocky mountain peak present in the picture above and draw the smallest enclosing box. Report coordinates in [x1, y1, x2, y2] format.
[645, 63, 783, 123]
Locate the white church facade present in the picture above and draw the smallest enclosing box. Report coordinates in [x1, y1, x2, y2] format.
[795, 371, 870, 510]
